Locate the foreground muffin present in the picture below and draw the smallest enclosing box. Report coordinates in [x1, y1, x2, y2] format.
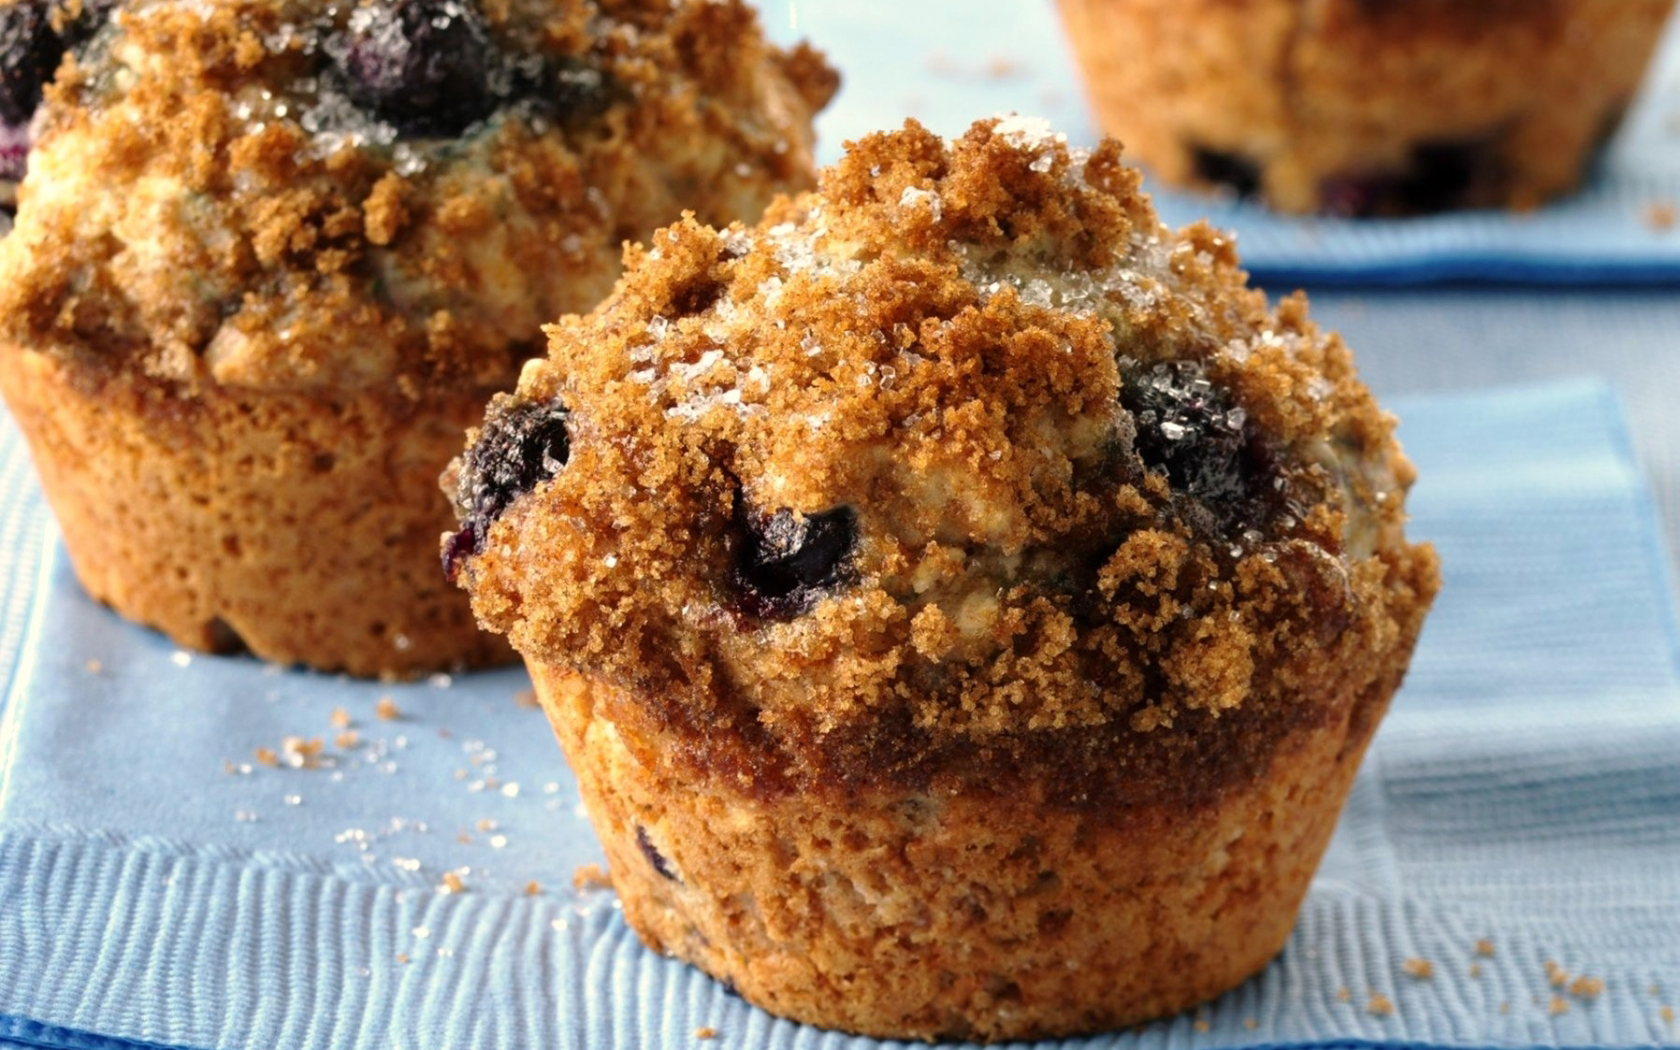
[1057, 0, 1677, 215]
[447, 118, 1439, 1040]
[0, 0, 836, 676]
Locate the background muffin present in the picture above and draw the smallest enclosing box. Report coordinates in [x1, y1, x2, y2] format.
[447, 118, 1439, 1040]
[0, 0, 836, 676]
[1056, 0, 1678, 215]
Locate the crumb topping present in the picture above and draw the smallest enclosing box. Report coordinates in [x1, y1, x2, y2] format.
[0, 0, 837, 390]
[454, 119, 1439, 806]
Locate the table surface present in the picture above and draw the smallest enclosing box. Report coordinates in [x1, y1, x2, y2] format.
[1298, 286, 1680, 586]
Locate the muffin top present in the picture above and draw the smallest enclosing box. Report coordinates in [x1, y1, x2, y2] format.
[0, 0, 836, 390]
[450, 118, 1439, 807]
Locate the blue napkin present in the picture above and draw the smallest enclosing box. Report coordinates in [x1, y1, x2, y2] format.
[753, 0, 1680, 285]
[1, 377, 1677, 1050]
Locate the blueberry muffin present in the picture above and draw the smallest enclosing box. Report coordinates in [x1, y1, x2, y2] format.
[0, 0, 836, 676]
[1056, 0, 1677, 215]
[446, 118, 1439, 1040]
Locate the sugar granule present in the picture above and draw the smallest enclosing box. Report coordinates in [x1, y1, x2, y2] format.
[1545, 960, 1568, 988]
[376, 697, 402, 720]
[1403, 958, 1434, 980]
[440, 871, 466, 894]
[1366, 993, 1393, 1018]
[1548, 995, 1569, 1016]
[330, 707, 352, 728]
[254, 747, 279, 767]
[695, 1027, 717, 1040]
[1474, 938, 1495, 957]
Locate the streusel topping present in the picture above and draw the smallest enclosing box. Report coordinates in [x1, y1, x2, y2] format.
[451, 119, 1439, 805]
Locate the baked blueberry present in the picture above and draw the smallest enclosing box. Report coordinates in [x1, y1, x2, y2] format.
[1190, 145, 1260, 199]
[447, 398, 570, 576]
[1120, 361, 1256, 512]
[0, 0, 63, 126]
[636, 826, 678, 881]
[341, 0, 495, 137]
[731, 505, 857, 621]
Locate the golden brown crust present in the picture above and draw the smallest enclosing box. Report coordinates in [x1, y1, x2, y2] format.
[1, 344, 510, 675]
[1056, 0, 1677, 213]
[541, 661, 1386, 1041]
[455, 119, 1439, 805]
[0, 0, 836, 388]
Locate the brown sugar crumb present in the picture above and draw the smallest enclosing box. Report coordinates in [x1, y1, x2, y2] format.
[524, 881, 541, 896]
[1335, 987, 1352, 1003]
[1545, 960, 1569, 988]
[1548, 995, 1569, 1016]
[1475, 938, 1495, 957]
[984, 55, 1024, 79]
[439, 871, 466, 894]
[1646, 200, 1677, 232]
[280, 736, 324, 768]
[1243, 1017, 1259, 1030]
[335, 730, 360, 750]
[254, 747, 279, 768]
[1403, 957, 1434, 980]
[573, 864, 613, 892]
[329, 707, 352, 729]
[376, 697, 402, 721]
[1468, 963, 1483, 979]
[514, 689, 541, 710]
[1569, 976, 1604, 1001]
[1366, 993, 1394, 1017]
[396, 953, 410, 965]
[1661, 1004, 1676, 1024]
[475, 818, 498, 832]
[1499, 1002, 1511, 1015]
[84, 659, 102, 674]
[1193, 1019, 1211, 1033]
[694, 1027, 718, 1040]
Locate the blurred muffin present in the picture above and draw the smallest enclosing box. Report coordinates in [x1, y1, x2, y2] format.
[0, 0, 836, 676]
[446, 118, 1438, 1040]
[1056, 0, 1677, 215]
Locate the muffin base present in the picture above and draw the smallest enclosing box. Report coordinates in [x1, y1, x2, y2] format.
[0, 346, 510, 677]
[534, 662, 1388, 1042]
[1057, 0, 1677, 214]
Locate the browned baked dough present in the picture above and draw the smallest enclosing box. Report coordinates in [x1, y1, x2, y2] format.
[449, 118, 1439, 1039]
[1057, 0, 1677, 214]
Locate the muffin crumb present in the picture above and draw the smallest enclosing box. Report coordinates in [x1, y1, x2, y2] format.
[1403, 957, 1434, 980]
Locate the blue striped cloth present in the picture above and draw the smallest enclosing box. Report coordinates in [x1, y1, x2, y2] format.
[0, 378, 1677, 1050]
[756, 0, 1680, 285]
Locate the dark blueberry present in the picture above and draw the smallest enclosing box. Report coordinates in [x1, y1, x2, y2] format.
[1319, 137, 1497, 217]
[509, 54, 614, 124]
[445, 397, 569, 579]
[0, 0, 64, 126]
[1, 118, 28, 185]
[57, 0, 118, 49]
[1190, 145, 1261, 199]
[1120, 361, 1258, 512]
[342, 0, 496, 137]
[730, 505, 857, 621]
[635, 825, 677, 881]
